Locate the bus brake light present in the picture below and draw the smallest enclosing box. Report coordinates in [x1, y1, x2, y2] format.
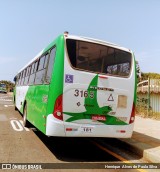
[99, 75, 108, 79]
[129, 103, 135, 124]
[53, 95, 63, 121]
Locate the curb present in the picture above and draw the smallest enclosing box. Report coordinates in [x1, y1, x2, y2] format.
[119, 134, 160, 163]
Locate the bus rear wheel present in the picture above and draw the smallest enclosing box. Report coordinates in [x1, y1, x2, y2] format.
[23, 104, 30, 128]
[15, 106, 18, 111]
[14, 97, 18, 111]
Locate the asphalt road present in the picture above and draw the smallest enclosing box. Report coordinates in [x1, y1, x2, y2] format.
[0, 93, 153, 172]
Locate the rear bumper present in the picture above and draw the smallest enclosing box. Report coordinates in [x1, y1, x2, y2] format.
[46, 114, 134, 138]
[46, 114, 65, 136]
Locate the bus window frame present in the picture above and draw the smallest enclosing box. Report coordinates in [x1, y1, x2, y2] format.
[28, 60, 38, 85]
[16, 45, 56, 86]
[34, 55, 47, 85]
[65, 38, 133, 78]
[44, 46, 56, 84]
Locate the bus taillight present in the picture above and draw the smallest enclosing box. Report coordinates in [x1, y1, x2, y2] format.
[129, 103, 135, 124]
[53, 95, 63, 121]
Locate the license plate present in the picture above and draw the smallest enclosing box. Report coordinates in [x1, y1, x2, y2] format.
[92, 115, 106, 121]
[81, 127, 93, 133]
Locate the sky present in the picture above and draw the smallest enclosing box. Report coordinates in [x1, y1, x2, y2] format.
[0, 0, 160, 81]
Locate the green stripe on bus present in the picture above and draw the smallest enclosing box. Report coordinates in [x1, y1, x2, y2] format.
[65, 75, 127, 125]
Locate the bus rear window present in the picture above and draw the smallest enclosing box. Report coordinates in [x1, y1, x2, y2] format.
[66, 39, 132, 77]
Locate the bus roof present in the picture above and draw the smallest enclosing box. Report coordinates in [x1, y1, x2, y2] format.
[66, 35, 132, 53]
[17, 33, 132, 74]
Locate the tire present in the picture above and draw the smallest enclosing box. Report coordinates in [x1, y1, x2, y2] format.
[23, 104, 30, 128]
[14, 97, 18, 111]
[15, 106, 18, 111]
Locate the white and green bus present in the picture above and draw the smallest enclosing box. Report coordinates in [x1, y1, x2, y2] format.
[14, 32, 137, 138]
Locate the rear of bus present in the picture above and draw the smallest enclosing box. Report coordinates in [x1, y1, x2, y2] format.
[46, 34, 136, 138]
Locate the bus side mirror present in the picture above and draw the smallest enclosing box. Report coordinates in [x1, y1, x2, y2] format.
[14, 76, 17, 82]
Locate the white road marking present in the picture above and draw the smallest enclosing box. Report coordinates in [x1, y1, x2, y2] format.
[19, 120, 30, 131]
[0, 96, 10, 99]
[0, 99, 12, 102]
[10, 119, 30, 132]
[4, 105, 14, 107]
[10, 120, 24, 131]
[9, 117, 17, 120]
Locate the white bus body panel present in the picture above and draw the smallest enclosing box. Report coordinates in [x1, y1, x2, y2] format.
[61, 36, 135, 138]
[15, 86, 29, 111]
[46, 114, 134, 138]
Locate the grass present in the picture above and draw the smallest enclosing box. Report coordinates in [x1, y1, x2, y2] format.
[136, 106, 160, 120]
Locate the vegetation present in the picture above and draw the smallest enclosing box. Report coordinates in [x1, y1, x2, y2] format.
[136, 61, 141, 82]
[136, 96, 160, 120]
[140, 72, 160, 81]
[136, 60, 160, 82]
[136, 61, 160, 120]
[0, 80, 15, 92]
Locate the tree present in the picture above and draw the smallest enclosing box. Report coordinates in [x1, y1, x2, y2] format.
[136, 60, 160, 82]
[136, 61, 142, 82]
[141, 72, 160, 81]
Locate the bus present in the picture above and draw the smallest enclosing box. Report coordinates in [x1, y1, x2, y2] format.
[0, 83, 7, 93]
[14, 32, 137, 138]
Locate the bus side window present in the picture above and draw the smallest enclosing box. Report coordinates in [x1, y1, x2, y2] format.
[22, 69, 27, 85]
[18, 73, 22, 86]
[21, 70, 24, 85]
[44, 54, 49, 69]
[16, 74, 20, 85]
[34, 61, 39, 73]
[28, 62, 36, 85]
[24, 66, 31, 85]
[35, 56, 46, 85]
[20, 71, 23, 86]
[45, 47, 56, 83]
[15, 74, 18, 86]
[38, 56, 45, 71]
[23, 69, 27, 85]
